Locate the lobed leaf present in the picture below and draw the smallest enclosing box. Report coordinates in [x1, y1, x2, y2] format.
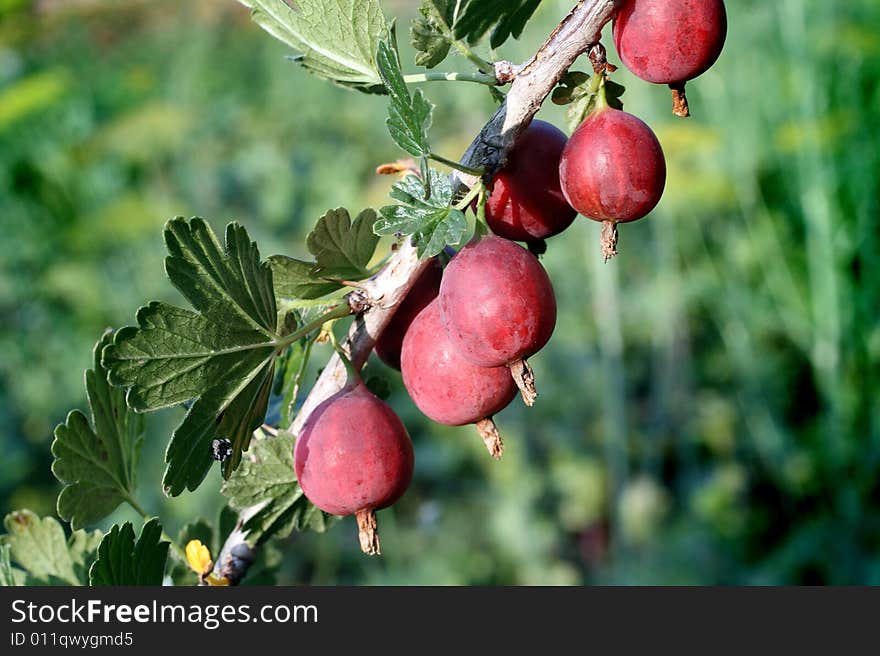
[269, 256, 343, 300]
[375, 170, 468, 258]
[453, 0, 542, 49]
[52, 330, 144, 530]
[377, 40, 433, 159]
[411, 0, 454, 69]
[221, 430, 333, 545]
[89, 518, 169, 586]
[307, 207, 379, 279]
[0, 510, 101, 586]
[103, 218, 278, 495]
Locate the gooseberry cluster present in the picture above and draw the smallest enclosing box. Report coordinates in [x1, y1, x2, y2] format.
[293, 0, 726, 554]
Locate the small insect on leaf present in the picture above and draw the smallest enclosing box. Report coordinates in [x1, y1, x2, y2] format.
[211, 438, 233, 462]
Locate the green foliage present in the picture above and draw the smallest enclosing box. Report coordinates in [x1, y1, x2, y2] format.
[221, 430, 333, 545]
[238, 0, 388, 92]
[412, 1, 453, 68]
[411, 0, 541, 64]
[0, 511, 101, 586]
[365, 374, 392, 400]
[377, 39, 434, 184]
[270, 208, 380, 299]
[273, 339, 313, 428]
[103, 218, 278, 495]
[375, 170, 468, 258]
[269, 258, 344, 300]
[3, 0, 880, 587]
[552, 71, 625, 132]
[308, 208, 380, 279]
[52, 331, 144, 529]
[0, 544, 13, 586]
[454, 0, 542, 49]
[90, 518, 169, 586]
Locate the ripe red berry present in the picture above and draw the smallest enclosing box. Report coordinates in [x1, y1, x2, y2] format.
[439, 235, 556, 404]
[484, 120, 576, 246]
[559, 106, 666, 260]
[613, 0, 727, 116]
[401, 298, 517, 458]
[374, 258, 442, 370]
[294, 378, 413, 555]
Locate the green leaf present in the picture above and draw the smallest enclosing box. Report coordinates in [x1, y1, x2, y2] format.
[555, 72, 626, 132]
[308, 208, 379, 279]
[221, 430, 333, 545]
[0, 545, 15, 586]
[89, 519, 169, 586]
[239, 542, 282, 586]
[412, 0, 453, 68]
[365, 374, 391, 400]
[275, 338, 312, 427]
[270, 208, 379, 301]
[269, 256, 343, 300]
[0, 510, 101, 586]
[376, 170, 468, 258]
[52, 331, 145, 530]
[103, 218, 278, 495]
[377, 40, 434, 159]
[239, 0, 388, 92]
[454, 0, 542, 49]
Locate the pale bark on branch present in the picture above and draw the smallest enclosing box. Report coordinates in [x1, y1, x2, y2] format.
[214, 0, 616, 584]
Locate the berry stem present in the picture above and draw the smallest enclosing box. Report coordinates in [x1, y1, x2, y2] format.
[475, 417, 504, 459]
[453, 181, 484, 211]
[328, 330, 363, 386]
[594, 73, 611, 111]
[600, 220, 619, 262]
[669, 81, 691, 117]
[356, 509, 381, 556]
[508, 358, 538, 406]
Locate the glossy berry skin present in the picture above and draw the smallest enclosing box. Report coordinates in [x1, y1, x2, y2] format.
[401, 299, 517, 426]
[613, 0, 727, 85]
[439, 235, 556, 368]
[559, 107, 666, 223]
[294, 382, 413, 517]
[484, 120, 577, 244]
[374, 258, 442, 370]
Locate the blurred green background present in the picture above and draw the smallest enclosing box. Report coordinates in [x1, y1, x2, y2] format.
[1, 0, 878, 584]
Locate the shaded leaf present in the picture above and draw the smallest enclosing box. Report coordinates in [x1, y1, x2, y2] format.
[454, 0, 542, 49]
[239, 0, 388, 92]
[52, 330, 144, 529]
[554, 72, 626, 132]
[275, 338, 312, 427]
[221, 430, 333, 545]
[89, 519, 169, 586]
[103, 218, 278, 495]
